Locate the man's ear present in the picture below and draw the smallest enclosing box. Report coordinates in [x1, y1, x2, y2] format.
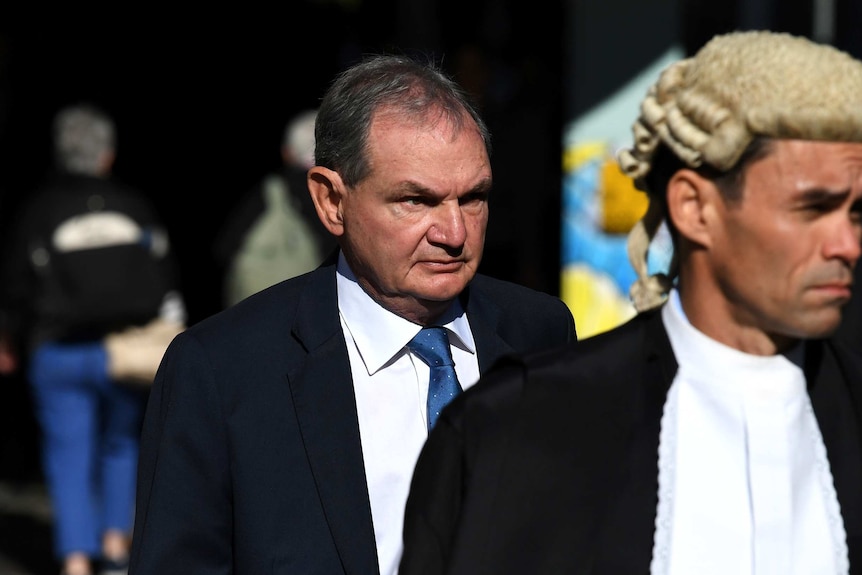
[307, 166, 345, 237]
[666, 168, 720, 248]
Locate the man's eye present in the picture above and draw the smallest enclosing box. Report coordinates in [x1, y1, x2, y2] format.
[460, 192, 487, 205]
[801, 199, 841, 216]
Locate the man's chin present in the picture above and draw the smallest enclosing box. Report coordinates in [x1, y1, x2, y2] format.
[795, 310, 844, 339]
[414, 280, 472, 304]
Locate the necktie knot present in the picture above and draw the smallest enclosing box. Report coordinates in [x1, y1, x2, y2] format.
[408, 326, 462, 431]
[408, 327, 455, 367]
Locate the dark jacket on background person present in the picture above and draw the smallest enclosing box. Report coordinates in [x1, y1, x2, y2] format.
[0, 171, 182, 351]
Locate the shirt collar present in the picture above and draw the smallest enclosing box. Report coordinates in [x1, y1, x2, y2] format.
[664, 288, 806, 399]
[336, 252, 476, 376]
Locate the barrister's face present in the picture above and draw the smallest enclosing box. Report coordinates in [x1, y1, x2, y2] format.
[337, 109, 491, 324]
[683, 139, 862, 351]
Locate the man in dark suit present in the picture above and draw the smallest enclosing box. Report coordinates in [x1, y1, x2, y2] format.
[127, 54, 576, 575]
[400, 31, 862, 574]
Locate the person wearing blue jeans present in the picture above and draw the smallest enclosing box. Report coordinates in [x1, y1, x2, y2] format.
[29, 342, 146, 574]
[0, 104, 186, 575]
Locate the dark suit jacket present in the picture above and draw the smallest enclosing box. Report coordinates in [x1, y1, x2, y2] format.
[128, 257, 576, 575]
[400, 307, 862, 575]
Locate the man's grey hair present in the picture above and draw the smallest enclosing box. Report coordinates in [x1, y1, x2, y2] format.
[314, 53, 491, 188]
[54, 103, 115, 176]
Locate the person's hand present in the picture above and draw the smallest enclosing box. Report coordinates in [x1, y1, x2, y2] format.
[104, 318, 185, 386]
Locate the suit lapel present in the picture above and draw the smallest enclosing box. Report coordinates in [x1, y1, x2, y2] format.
[288, 267, 379, 575]
[461, 283, 516, 373]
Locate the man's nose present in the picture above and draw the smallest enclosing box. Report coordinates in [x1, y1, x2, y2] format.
[826, 215, 862, 267]
[427, 202, 467, 247]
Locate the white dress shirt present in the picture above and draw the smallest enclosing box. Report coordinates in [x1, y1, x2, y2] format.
[335, 253, 480, 575]
[651, 289, 848, 575]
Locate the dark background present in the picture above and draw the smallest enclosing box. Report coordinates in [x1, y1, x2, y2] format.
[1, 1, 861, 572]
[0, 2, 566, 328]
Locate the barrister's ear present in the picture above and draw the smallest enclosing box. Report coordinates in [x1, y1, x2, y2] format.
[666, 168, 722, 249]
[307, 166, 345, 237]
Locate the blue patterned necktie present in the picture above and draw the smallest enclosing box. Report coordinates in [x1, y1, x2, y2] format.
[408, 327, 462, 431]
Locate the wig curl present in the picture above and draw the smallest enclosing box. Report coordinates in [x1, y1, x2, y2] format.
[619, 31, 862, 311]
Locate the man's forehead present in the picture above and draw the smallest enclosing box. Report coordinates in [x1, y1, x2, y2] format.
[370, 106, 464, 139]
[745, 139, 862, 193]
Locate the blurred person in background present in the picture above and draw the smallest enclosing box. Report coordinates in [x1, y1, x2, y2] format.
[0, 103, 185, 575]
[213, 108, 337, 308]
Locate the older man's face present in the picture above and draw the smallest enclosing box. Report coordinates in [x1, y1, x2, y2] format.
[337, 110, 492, 325]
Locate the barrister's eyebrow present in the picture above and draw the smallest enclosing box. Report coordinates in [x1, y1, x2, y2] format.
[791, 186, 851, 209]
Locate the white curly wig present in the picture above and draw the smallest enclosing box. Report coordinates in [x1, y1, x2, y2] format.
[618, 30, 862, 311]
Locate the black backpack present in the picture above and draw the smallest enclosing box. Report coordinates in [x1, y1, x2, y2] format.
[31, 209, 170, 339]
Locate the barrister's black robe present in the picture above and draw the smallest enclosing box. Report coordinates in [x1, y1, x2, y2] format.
[400, 307, 862, 575]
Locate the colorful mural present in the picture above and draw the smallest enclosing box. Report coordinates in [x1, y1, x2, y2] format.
[561, 47, 681, 339]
